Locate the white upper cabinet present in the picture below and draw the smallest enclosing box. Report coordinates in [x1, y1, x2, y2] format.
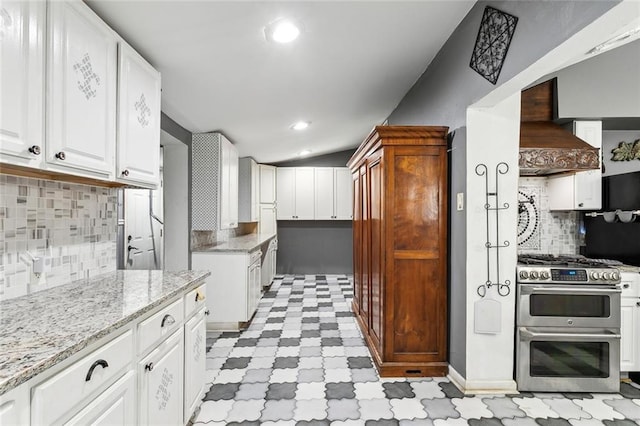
[548, 120, 602, 211]
[221, 137, 239, 229]
[0, 1, 45, 168]
[277, 167, 314, 220]
[314, 167, 353, 220]
[47, 0, 117, 180]
[116, 42, 161, 187]
[259, 164, 277, 204]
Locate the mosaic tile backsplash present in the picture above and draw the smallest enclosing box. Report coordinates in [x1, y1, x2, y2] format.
[518, 177, 580, 255]
[0, 175, 117, 301]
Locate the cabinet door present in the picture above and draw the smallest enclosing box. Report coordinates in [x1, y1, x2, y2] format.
[0, 383, 29, 426]
[276, 168, 296, 219]
[219, 137, 238, 229]
[573, 121, 602, 210]
[47, 1, 116, 179]
[65, 371, 135, 426]
[139, 328, 184, 426]
[259, 165, 276, 204]
[352, 171, 362, 314]
[334, 168, 353, 220]
[247, 261, 261, 317]
[0, 0, 45, 168]
[184, 309, 206, 424]
[116, 42, 161, 187]
[295, 168, 315, 219]
[368, 155, 384, 353]
[314, 168, 335, 219]
[359, 165, 370, 328]
[251, 160, 260, 221]
[259, 204, 277, 235]
[270, 245, 277, 281]
[620, 298, 640, 372]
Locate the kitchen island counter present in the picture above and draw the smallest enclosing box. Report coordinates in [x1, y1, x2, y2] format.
[0, 269, 210, 395]
[192, 232, 276, 253]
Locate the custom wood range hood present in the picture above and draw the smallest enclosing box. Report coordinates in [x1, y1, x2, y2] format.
[519, 79, 600, 176]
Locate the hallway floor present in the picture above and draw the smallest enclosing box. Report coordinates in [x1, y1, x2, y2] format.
[193, 275, 640, 425]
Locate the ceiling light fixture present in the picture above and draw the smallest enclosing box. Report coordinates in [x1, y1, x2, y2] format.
[298, 150, 312, 157]
[291, 121, 310, 131]
[587, 27, 640, 55]
[265, 18, 301, 44]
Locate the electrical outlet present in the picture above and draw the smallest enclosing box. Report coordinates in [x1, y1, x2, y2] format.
[456, 193, 464, 211]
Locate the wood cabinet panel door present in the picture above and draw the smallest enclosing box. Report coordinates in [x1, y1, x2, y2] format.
[386, 146, 447, 362]
[368, 153, 384, 354]
[359, 165, 370, 328]
[351, 171, 362, 314]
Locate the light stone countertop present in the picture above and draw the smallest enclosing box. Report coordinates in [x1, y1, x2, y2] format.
[192, 233, 276, 253]
[0, 269, 210, 396]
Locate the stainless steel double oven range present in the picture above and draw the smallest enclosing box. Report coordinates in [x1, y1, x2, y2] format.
[516, 255, 622, 393]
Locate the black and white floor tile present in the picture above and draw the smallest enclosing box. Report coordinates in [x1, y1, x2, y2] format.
[194, 274, 640, 425]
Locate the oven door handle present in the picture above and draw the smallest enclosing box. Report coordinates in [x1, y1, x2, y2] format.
[520, 286, 621, 295]
[519, 328, 621, 341]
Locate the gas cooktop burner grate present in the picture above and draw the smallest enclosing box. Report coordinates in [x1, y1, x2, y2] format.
[517, 254, 616, 268]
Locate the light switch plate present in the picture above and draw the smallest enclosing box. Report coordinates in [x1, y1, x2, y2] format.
[456, 193, 464, 211]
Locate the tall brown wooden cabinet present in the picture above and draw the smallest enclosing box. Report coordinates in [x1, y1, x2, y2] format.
[347, 126, 449, 377]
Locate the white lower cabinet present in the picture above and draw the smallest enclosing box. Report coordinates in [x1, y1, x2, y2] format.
[8, 283, 207, 426]
[0, 383, 29, 426]
[138, 328, 184, 426]
[261, 238, 278, 288]
[192, 250, 262, 329]
[620, 272, 640, 372]
[65, 371, 135, 426]
[183, 307, 206, 425]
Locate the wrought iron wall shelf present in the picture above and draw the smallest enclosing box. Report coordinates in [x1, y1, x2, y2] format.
[475, 162, 511, 297]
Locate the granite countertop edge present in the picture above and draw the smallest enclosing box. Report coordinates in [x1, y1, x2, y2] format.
[192, 233, 277, 253]
[0, 270, 211, 396]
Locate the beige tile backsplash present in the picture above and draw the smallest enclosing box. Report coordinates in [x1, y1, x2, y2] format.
[0, 174, 117, 300]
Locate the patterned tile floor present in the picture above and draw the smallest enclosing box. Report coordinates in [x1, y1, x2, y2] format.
[193, 274, 640, 425]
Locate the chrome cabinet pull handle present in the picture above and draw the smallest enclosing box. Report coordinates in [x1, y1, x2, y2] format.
[55, 151, 66, 160]
[29, 145, 41, 155]
[205, 309, 210, 316]
[145, 362, 154, 372]
[161, 314, 176, 327]
[85, 359, 109, 381]
[121, 169, 130, 176]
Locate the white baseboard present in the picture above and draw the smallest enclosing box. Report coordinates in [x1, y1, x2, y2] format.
[448, 365, 518, 395]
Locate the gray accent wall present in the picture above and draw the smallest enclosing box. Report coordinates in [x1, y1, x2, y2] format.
[387, 0, 618, 380]
[272, 149, 356, 275]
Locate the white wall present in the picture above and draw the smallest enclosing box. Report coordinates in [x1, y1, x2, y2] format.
[162, 132, 189, 271]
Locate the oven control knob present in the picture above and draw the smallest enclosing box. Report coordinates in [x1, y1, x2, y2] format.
[590, 271, 600, 280]
[602, 272, 611, 280]
[611, 272, 620, 281]
[567, 319, 574, 325]
[519, 270, 529, 280]
[540, 271, 550, 280]
[530, 271, 539, 279]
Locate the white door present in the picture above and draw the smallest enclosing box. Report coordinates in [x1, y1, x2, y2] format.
[276, 168, 296, 219]
[0, 0, 45, 168]
[295, 168, 315, 219]
[620, 298, 639, 371]
[116, 42, 161, 187]
[334, 168, 353, 220]
[65, 371, 135, 426]
[138, 329, 184, 426]
[47, 1, 116, 179]
[573, 121, 602, 210]
[314, 168, 334, 220]
[124, 180, 163, 270]
[183, 309, 206, 424]
[251, 160, 259, 221]
[259, 165, 276, 204]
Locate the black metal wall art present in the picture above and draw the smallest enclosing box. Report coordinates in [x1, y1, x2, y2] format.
[470, 6, 518, 85]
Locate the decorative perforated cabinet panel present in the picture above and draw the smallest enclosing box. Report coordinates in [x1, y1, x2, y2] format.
[191, 133, 220, 230]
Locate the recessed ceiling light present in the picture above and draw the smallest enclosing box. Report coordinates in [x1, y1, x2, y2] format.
[298, 150, 312, 157]
[291, 121, 310, 131]
[265, 18, 301, 44]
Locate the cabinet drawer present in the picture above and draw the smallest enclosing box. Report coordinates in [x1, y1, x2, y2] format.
[31, 330, 133, 425]
[137, 298, 184, 354]
[185, 283, 207, 319]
